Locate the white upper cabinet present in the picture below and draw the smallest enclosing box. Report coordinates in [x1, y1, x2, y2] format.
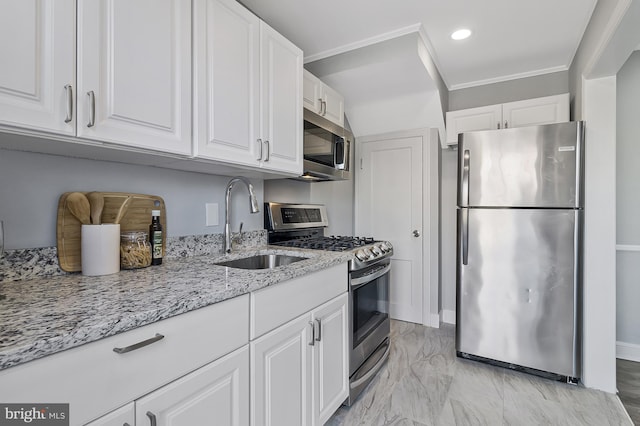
[194, 0, 302, 175]
[445, 93, 570, 145]
[193, 0, 261, 167]
[502, 93, 570, 129]
[0, 0, 76, 135]
[260, 21, 303, 175]
[77, 0, 192, 155]
[303, 69, 344, 127]
[445, 104, 502, 145]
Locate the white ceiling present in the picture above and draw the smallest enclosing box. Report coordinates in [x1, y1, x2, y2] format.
[239, 0, 598, 90]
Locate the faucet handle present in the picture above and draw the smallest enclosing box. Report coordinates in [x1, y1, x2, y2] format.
[238, 222, 244, 234]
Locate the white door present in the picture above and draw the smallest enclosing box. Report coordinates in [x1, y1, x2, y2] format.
[259, 21, 303, 175]
[135, 346, 249, 426]
[251, 313, 313, 426]
[357, 135, 424, 323]
[0, 0, 75, 135]
[193, 0, 261, 166]
[312, 294, 349, 426]
[77, 0, 191, 155]
[84, 402, 134, 426]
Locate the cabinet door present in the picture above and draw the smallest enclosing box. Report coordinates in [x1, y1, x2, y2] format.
[193, 0, 261, 166]
[136, 346, 249, 426]
[502, 93, 570, 129]
[77, 0, 191, 155]
[303, 70, 322, 114]
[0, 0, 75, 135]
[445, 104, 502, 144]
[251, 313, 313, 426]
[321, 84, 345, 127]
[84, 402, 134, 426]
[260, 22, 303, 175]
[312, 293, 349, 426]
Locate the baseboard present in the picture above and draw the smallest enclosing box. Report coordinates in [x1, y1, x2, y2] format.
[616, 341, 640, 362]
[428, 313, 440, 328]
[441, 309, 456, 325]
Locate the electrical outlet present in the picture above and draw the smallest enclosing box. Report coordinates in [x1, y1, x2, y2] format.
[205, 203, 219, 226]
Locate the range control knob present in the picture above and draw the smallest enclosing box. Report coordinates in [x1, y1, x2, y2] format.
[379, 243, 390, 253]
[384, 241, 393, 251]
[362, 248, 374, 259]
[355, 250, 368, 261]
[371, 245, 383, 256]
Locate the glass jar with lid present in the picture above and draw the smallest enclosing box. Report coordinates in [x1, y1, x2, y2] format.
[120, 231, 152, 269]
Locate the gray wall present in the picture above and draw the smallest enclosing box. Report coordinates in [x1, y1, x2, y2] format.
[440, 73, 571, 321]
[569, 0, 624, 120]
[0, 148, 264, 249]
[448, 71, 569, 111]
[616, 51, 640, 346]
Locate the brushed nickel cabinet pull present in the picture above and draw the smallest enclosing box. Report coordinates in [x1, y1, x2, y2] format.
[264, 140, 270, 162]
[113, 333, 164, 354]
[146, 411, 157, 426]
[64, 84, 73, 123]
[317, 98, 323, 115]
[315, 318, 321, 342]
[497, 122, 501, 129]
[504, 120, 508, 128]
[257, 138, 263, 161]
[87, 91, 96, 127]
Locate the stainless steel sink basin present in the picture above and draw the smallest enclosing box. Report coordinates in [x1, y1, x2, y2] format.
[215, 254, 307, 270]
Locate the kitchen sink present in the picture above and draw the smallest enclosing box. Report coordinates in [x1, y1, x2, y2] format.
[215, 254, 307, 270]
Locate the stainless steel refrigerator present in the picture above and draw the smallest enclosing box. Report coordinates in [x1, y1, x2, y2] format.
[456, 121, 584, 382]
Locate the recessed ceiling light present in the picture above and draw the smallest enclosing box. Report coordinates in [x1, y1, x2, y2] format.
[451, 29, 472, 40]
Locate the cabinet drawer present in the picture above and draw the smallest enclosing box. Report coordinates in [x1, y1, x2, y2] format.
[250, 263, 347, 339]
[0, 294, 249, 426]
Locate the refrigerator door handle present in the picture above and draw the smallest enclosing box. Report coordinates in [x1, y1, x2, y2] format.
[462, 208, 469, 265]
[462, 150, 470, 207]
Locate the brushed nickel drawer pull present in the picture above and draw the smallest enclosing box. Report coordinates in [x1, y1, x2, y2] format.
[113, 333, 164, 354]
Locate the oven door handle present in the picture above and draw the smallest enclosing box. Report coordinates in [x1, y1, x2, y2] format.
[350, 264, 391, 290]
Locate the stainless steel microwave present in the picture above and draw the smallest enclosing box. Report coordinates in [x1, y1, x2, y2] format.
[299, 108, 352, 182]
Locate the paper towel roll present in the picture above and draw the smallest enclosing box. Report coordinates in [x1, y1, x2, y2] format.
[81, 224, 120, 276]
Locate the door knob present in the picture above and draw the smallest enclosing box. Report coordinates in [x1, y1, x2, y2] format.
[413, 230, 420, 237]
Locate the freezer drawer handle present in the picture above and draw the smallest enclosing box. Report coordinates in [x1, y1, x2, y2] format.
[113, 333, 164, 354]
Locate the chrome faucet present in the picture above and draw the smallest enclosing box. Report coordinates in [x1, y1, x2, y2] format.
[224, 176, 260, 253]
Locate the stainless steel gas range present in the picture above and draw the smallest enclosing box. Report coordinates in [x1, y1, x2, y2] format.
[265, 202, 393, 405]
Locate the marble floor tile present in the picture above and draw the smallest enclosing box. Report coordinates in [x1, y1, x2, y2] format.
[617, 358, 640, 425]
[328, 320, 632, 426]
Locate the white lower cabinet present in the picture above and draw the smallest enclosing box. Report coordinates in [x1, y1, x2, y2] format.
[251, 293, 349, 426]
[136, 345, 249, 426]
[84, 402, 134, 426]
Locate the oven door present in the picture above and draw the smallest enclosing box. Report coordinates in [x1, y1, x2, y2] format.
[349, 259, 391, 376]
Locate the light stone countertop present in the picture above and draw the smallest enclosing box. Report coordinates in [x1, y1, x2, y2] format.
[0, 246, 352, 371]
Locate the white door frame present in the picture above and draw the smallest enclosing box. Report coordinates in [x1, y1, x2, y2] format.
[355, 128, 440, 328]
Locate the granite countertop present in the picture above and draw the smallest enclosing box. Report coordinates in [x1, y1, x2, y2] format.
[0, 246, 352, 371]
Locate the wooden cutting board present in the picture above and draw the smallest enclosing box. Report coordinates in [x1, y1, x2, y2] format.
[57, 192, 167, 272]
